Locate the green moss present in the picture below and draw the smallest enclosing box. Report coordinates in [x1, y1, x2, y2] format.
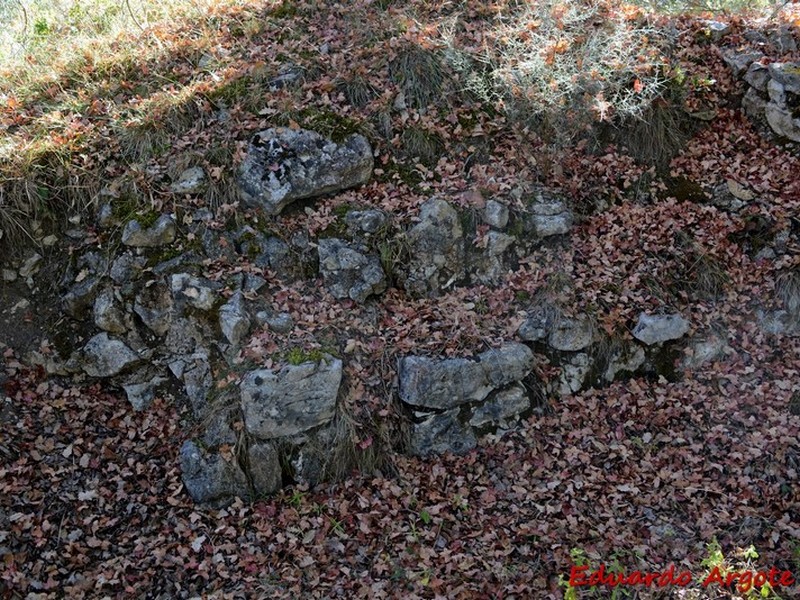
[270, 0, 298, 19]
[515, 290, 531, 303]
[205, 76, 252, 106]
[285, 347, 326, 366]
[296, 108, 363, 143]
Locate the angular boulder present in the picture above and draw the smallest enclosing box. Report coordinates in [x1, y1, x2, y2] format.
[405, 198, 465, 297]
[398, 343, 533, 410]
[632, 313, 691, 345]
[219, 291, 251, 347]
[238, 128, 373, 215]
[318, 238, 386, 303]
[180, 440, 250, 504]
[121, 215, 176, 247]
[80, 333, 141, 377]
[408, 409, 477, 457]
[240, 356, 342, 439]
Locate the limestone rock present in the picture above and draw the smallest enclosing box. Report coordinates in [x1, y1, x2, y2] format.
[93, 288, 127, 334]
[80, 333, 141, 377]
[19, 253, 42, 278]
[345, 209, 388, 237]
[405, 198, 465, 297]
[548, 316, 594, 352]
[722, 50, 763, 77]
[170, 167, 206, 194]
[63, 277, 101, 320]
[110, 254, 146, 284]
[473, 232, 515, 285]
[632, 313, 691, 345]
[180, 440, 250, 504]
[469, 384, 530, 428]
[134, 280, 173, 336]
[238, 128, 373, 215]
[483, 200, 509, 229]
[219, 291, 251, 347]
[318, 238, 386, 303]
[121, 215, 176, 247]
[558, 352, 592, 395]
[122, 376, 167, 411]
[527, 195, 573, 238]
[248, 442, 283, 496]
[409, 409, 477, 457]
[604, 344, 646, 382]
[240, 356, 342, 439]
[518, 307, 557, 342]
[171, 273, 220, 311]
[398, 343, 534, 410]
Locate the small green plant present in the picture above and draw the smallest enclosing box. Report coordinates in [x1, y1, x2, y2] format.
[328, 516, 345, 535]
[419, 509, 432, 526]
[288, 489, 305, 508]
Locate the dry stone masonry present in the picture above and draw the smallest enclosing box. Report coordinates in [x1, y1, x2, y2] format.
[24, 124, 749, 506]
[238, 127, 374, 215]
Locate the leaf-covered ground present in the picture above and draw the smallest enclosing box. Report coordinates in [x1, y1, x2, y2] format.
[1, 0, 800, 598]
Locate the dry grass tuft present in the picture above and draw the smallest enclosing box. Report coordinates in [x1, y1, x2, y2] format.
[388, 44, 448, 110]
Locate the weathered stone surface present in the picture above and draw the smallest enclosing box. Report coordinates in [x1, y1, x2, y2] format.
[19, 253, 42, 278]
[548, 316, 594, 352]
[177, 352, 213, 417]
[171, 273, 220, 311]
[739, 61, 800, 142]
[483, 200, 509, 229]
[63, 277, 101, 320]
[398, 343, 534, 410]
[409, 409, 477, 457]
[345, 209, 388, 236]
[527, 197, 573, 238]
[701, 20, 730, 41]
[80, 333, 141, 377]
[769, 62, 800, 94]
[122, 376, 167, 411]
[219, 291, 251, 347]
[469, 385, 530, 428]
[170, 167, 206, 194]
[558, 352, 592, 395]
[260, 312, 294, 334]
[632, 313, 691, 345]
[518, 307, 557, 342]
[318, 238, 386, 303]
[722, 50, 763, 77]
[93, 288, 127, 334]
[240, 356, 342, 439]
[744, 62, 770, 93]
[604, 344, 646, 382]
[249, 442, 282, 496]
[405, 198, 465, 297]
[238, 128, 373, 215]
[110, 254, 146, 284]
[121, 215, 176, 247]
[180, 440, 249, 504]
[742, 87, 768, 122]
[681, 333, 731, 370]
[765, 99, 800, 142]
[134, 280, 173, 335]
[473, 232, 515, 285]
